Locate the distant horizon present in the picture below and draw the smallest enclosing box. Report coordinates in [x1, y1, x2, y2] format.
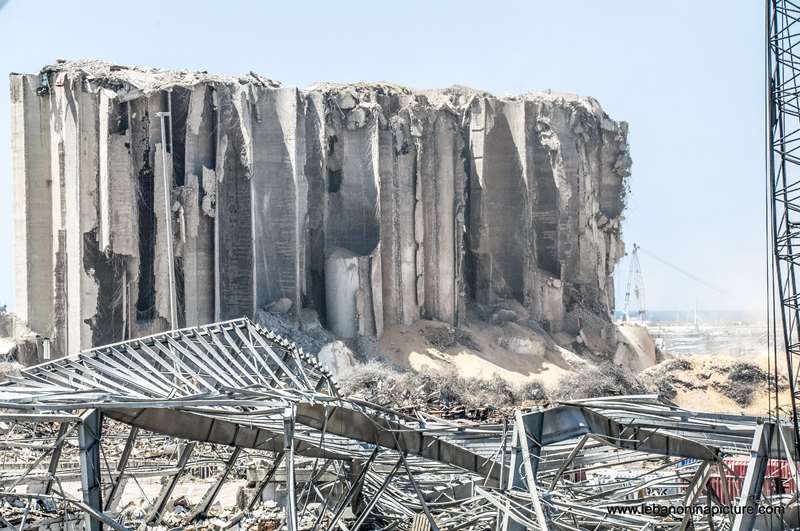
[615, 308, 767, 324]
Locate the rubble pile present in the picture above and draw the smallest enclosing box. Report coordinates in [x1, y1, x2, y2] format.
[0, 497, 78, 528]
[0, 318, 790, 531]
[119, 500, 336, 531]
[338, 360, 549, 420]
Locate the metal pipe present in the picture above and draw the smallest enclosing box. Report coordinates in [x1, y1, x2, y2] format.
[284, 406, 298, 531]
[156, 110, 178, 328]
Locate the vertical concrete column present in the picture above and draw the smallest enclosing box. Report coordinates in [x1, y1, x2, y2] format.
[41, 78, 102, 352]
[250, 87, 307, 313]
[153, 142, 175, 326]
[596, 120, 630, 311]
[324, 112, 381, 256]
[98, 92, 136, 257]
[76, 85, 101, 348]
[467, 97, 530, 305]
[543, 104, 578, 288]
[97, 92, 137, 342]
[528, 101, 566, 332]
[378, 112, 418, 326]
[52, 77, 84, 355]
[481, 99, 527, 303]
[303, 93, 327, 318]
[215, 87, 254, 320]
[466, 98, 491, 305]
[183, 84, 216, 326]
[325, 247, 382, 338]
[98, 91, 113, 253]
[419, 113, 464, 324]
[323, 106, 383, 336]
[48, 80, 67, 356]
[11, 74, 53, 335]
[325, 248, 359, 338]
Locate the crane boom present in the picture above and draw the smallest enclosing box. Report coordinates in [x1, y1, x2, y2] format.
[767, 0, 800, 458]
[623, 244, 646, 322]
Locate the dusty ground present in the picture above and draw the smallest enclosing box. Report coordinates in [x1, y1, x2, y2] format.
[643, 355, 791, 416]
[377, 317, 786, 417]
[377, 318, 583, 384]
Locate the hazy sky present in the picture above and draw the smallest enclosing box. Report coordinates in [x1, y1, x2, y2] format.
[0, 0, 764, 313]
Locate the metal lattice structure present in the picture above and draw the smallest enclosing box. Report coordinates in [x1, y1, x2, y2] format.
[767, 0, 800, 457]
[0, 318, 796, 530]
[623, 243, 646, 322]
[0, 319, 506, 530]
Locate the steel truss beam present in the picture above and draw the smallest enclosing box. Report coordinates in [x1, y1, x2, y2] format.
[1, 317, 796, 531]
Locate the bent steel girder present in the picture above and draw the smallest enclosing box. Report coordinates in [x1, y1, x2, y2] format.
[3, 320, 794, 531]
[0, 318, 504, 481]
[518, 405, 721, 463]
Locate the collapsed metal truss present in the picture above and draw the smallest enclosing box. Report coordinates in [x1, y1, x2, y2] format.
[0, 318, 795, 530]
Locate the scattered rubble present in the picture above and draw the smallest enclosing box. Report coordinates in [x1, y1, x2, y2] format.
[614, 322, 659, 370]
[420, 324, 479, 351]
[316, 340, 356, 377]
[0, 317, 793, 531]
[338, 360, 548, 419]
[554, 362, 647, 400]
[0, 309, 46, 367]
[716, 362, 772, 407]
[642, 356, 789, 412]
[0, 320, 789, 531]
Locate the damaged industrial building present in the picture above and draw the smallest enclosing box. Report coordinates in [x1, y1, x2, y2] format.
[6, 59, 795, 531]
[11, 60, 630, 359]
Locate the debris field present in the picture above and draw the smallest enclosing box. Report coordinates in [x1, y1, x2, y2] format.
[0, 319, 794, 531]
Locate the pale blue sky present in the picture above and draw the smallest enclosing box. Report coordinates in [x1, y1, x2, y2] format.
[0, 0, 764, 313]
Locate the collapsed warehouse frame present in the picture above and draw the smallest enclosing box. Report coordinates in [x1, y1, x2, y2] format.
[0, 318, 796, 531]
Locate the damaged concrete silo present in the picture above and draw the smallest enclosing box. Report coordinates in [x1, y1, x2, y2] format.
[11, 61, 630, 359]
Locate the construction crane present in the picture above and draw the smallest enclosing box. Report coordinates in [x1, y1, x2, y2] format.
[767, 0, 800, 460]
[622, 244, 646, 322]
[622, 243, 725, 325]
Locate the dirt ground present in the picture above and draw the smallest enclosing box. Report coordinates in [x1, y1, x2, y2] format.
[377, 318, 579, 384]
[643, 355, 792, 416]
[377, 318, 787, 416]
